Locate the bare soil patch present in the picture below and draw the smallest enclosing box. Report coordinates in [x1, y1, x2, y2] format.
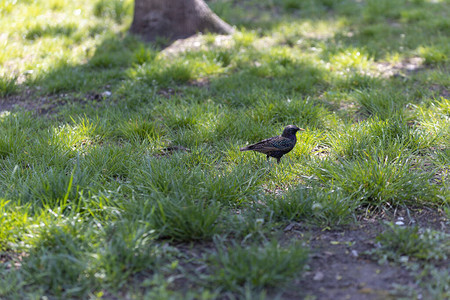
[0, 89, 111, 116]
[281, 207, 448, 299]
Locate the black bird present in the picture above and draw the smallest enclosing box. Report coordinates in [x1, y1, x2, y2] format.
[240, 125, 305, 163]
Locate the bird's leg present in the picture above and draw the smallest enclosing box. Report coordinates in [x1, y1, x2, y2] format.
[266, 155, 270, 162]
[276, 158, 281, 164]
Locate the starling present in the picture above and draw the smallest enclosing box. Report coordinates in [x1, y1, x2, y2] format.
[240, 125, 305, 163]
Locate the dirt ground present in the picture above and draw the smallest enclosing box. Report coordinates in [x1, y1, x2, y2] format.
[282, 207, 448, 300]
[168, 207, 447, 300]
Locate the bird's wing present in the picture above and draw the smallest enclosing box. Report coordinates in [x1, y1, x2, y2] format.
[243, 136, 293, 153]
[271, 137, 296, 150]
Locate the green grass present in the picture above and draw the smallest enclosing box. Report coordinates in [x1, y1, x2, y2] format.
[0, 0, 449, 298]
[208, 240, 308, 293]
[0, 76, 18, 97]
[372, 223, 449, 262]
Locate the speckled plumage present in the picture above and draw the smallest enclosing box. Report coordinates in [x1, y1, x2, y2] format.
[240, 125, 304, 163]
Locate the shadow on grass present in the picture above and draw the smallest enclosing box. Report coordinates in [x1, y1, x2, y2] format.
[30, 34, 140, 94]
[22, 0, 447, 98]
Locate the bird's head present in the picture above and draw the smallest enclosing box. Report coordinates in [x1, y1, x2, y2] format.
[282, 125, 305, 137]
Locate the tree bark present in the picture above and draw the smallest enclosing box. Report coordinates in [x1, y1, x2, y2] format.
[130, 0, 233, 42]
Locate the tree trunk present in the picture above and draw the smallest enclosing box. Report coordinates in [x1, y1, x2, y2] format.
[130, 0, 233, 42]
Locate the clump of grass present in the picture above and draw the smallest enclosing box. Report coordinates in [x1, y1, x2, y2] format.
[0, 125, 27, 159]
[115, 116, 162, 141]
[0, 75, 18, 97]
[147, 197, 222, 241]
[26, 165, 94, 208]
[333, 73, 381, 90]
[132, 154, 262, 205]
[133, 45, 157, 65]
[0, 111, 35, 159]
[93, 0, 131, 24]
[208, 240, 308, 293]
[200, 164, 264, 206]
[0, 200, 30, 251]
[411, 97, 450, 149]
[363, 0, 402, 21]
[328, 48, 372, 72]
[131, 61, 194, 87]
[248, 97, 330, 129]
[355, 89, 406, 119]
[24, 23, 77, 40]
[233, 31, 257, 48]
[82, 144, 136, 179]
[370, 222, 449, 263]
[214, 50, 232, 67]
[262, 185, 357, 226]
[311, 154, 437, 207]
[328, 118, 433, 160]
[96, 221, 164, 288]
[418, 46, 448, 66]
[88, 36, 135, 69]
[19, 221, 96, 298]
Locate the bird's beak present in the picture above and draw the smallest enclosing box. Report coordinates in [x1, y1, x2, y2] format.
[298, 128, 305, 131]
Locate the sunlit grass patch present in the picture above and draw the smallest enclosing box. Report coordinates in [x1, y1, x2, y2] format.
[311, 154, 438, 207]
[129, 60, 195, 87]
[271, 19, 344, 46]
[291, 130, 324, 159]
[246, 97, 331, 129]
[1, 0, 132, 92]
[332, 72, 382, 91]
[115, 116, 163, 142]
[417, 46, 448, 65]
[233, 30, 257, 48]
[414, 97, 450, 144]
[328, 48, 373, 73]
[24, 23, 78, 40]
[49, 116, 102, 153]
[0, 0, 16, 15]
[0, 200, 33, 251]
[327, 118, 436, 160]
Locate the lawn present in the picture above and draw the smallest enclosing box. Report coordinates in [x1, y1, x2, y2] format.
[0, 0, 449, 299]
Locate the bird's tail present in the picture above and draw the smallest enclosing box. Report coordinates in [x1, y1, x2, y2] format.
[240, 146, 251, 151]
